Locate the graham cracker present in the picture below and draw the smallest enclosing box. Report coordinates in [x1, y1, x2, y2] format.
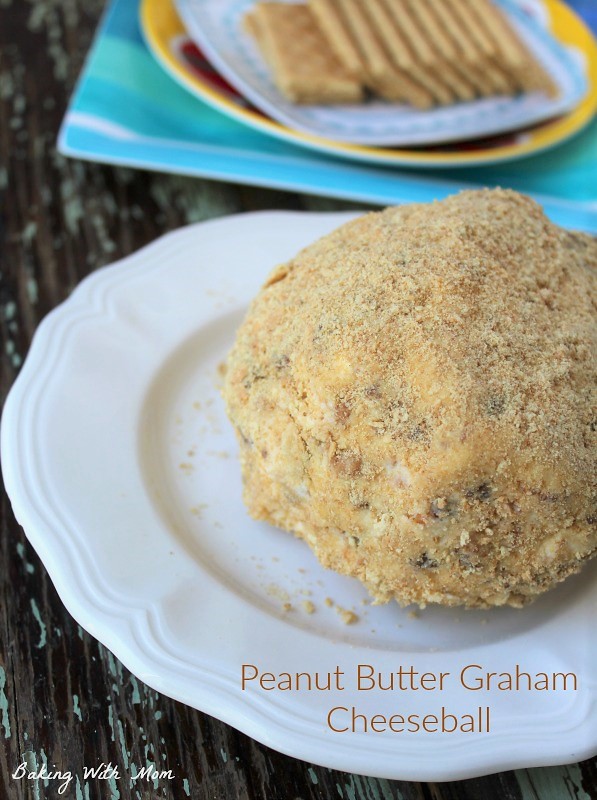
[314, 0, 436, 107]
[244, 3, 363, 104]
[361, 0, 454, 105]
[396, 0, 477, 101]
[426, 0, 494, 96]
[461, 0, 556, 96]
[244, 0, 555, 109]
[310, 0, 365, 79]
[442, 0, 516, 94]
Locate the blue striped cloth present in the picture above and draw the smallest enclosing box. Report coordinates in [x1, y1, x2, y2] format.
[58, 0, 597, 232]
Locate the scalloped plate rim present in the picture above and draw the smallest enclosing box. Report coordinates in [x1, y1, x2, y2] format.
[2, 212, 596, 780]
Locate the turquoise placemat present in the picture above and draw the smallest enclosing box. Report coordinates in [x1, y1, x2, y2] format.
[58, 0, 597, 232]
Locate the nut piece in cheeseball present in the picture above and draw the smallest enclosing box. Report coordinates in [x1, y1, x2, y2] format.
[222, 189, 596, 608]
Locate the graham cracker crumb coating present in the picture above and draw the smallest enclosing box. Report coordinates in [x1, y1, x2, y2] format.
[223, 190, 596, 609]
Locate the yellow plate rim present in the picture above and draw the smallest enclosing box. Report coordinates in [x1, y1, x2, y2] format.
[140, 0, 597, 168]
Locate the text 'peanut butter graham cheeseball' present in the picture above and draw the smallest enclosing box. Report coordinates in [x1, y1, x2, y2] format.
[223, 190, 596, 608]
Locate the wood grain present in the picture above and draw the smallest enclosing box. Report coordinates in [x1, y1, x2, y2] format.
[0, 1, 595, 798]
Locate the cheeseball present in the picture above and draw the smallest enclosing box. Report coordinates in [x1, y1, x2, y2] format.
[222, 190, 596, 608]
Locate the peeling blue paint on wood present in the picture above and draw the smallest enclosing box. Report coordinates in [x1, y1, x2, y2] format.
[116, 718, 129, 771]
[72, 694, 82, 721]
[22, 750, 40, 800]
[516, 765, 592, 800]
[39, 748, 50, 788]
[21, 219, 37, 246]
[16, 543, 35, 574]
[75, 776, 90, 800]
[108, 704, 115, 742]
[0, 666, 11, 738]
[107, 774, 120, 800]
[26, 276, 39, 305]
[29, 599, 46, 648]
[129, 675, 141, 705]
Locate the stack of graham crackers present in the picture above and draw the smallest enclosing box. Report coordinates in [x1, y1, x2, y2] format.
[243, 0, 556, 108]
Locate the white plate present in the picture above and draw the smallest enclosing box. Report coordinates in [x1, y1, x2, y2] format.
[2, 212, 596, 781]
[174, 0, 588, 146]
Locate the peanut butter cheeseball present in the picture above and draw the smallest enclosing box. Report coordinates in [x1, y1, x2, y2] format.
[223, 190, 596, 608]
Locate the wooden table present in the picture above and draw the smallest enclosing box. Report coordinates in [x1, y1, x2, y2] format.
[1, 2, 595, 798]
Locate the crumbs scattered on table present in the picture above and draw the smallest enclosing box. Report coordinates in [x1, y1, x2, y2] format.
[302, 600, 315, 614]
[407, 610, 419, 620]
[190, 503, 208, 517]
[179, 462, 194, 475]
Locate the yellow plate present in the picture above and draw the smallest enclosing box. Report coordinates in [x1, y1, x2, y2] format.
[141, 0, 597, 168]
